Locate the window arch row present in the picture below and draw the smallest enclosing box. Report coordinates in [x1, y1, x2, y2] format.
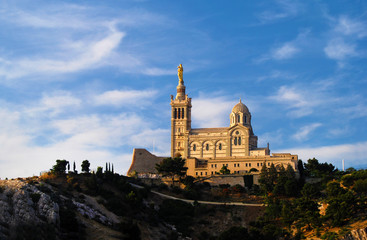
[174, 107, 186, 119]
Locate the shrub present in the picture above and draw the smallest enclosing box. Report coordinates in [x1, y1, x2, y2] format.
[231, 184, 245, 193]
[39, 172, 57, 181]
[354, 179, 367, 193]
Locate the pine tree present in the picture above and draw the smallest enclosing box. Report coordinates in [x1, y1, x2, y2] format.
[112, 164, 114, 174]
[73, 161, 76, 172]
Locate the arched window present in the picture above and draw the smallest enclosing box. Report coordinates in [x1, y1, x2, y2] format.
[237, 115, 240, 122]
[219, 143, 222, 150]
[178, 108, 181, 119]
[174, 108, 177, 119]
[182, 108, 185, 119]
[206, 144, 209, 151]
[193, 144, 196, 151]
[234, 137, 237, 145]
[244, 116, 247, 123]
[238, 137, 241, 145]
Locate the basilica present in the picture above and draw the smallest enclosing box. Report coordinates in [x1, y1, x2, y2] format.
[128, 65, 298, 179]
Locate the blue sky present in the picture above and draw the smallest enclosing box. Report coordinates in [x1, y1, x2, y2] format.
[0, 0, 366, 178]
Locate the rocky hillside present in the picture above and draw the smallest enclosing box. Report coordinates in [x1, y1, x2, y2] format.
[0, 166, 366, 240]
[0, 174, 264, 240]
[0, 175, 176, 240]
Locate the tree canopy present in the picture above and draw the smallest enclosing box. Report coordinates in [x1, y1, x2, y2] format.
[51, 159, 69, 174]
[81, 160, 90, 173]
[155, 157, 187, 185]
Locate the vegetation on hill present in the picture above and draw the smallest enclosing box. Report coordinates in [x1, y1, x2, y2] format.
[253, 159, 367, 240]
[1, 158, 366, 240]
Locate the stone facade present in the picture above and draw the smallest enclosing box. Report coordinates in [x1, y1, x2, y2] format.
[128, 65, 298, 179]
[170, 65, 298, 178]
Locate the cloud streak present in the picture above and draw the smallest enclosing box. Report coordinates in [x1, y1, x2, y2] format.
[277, 141, 367, 169]
[94, 89, 158, 107]
[292, 123, 322, 141]
[324, 38, 356, 61]
[257, 0, 302, 23]
[0, 29, 125, 80]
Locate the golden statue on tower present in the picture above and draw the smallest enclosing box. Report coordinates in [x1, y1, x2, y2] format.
[177, 64, 183, 83]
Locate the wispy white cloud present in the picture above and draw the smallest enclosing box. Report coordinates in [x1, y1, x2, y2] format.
[272, 43, 299, 60]
[255, 30, 308, 63]
[93, 89, 158, 107]
[0, 4, 92, 29]
[0, 106, 168, 178]
[335, 16, 367, 38]
[269, 85, 315, 117]
[0, 3, 178, 81]
[258, 129, 284, 147]
[142, 68, 176, 76]
[276, 141, 367, 169]
[0, 29, 125, 80]
[257, 0, 302, 23]
[292, 123, 322, 141]
[39, 91, 81, 115]
[324, 38, 356, 61]
[257, 70, 296, 82]
[0, 85, 171, 178]
[338, 103, 367, 119]
[323, 15, 366, 66]
[192, 95, 237, 128]
[129, 128, 170, 155]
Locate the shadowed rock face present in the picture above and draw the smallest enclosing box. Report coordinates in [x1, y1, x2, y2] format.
[341, 228, 367, 240]
[0, 179, 60, 239]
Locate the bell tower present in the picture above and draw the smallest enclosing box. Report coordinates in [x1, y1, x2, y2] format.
[170, 64, 192, 158]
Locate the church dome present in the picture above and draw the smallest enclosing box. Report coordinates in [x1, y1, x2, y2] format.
[232, 99, 249, 113]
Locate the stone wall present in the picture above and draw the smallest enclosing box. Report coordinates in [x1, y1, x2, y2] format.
[202, 175, 245, 186]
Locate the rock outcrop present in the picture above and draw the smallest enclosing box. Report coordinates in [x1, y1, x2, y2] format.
[341, 227, 367, 240]
[0, 179, 60, 239]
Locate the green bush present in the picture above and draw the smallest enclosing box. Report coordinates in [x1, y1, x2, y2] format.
[354, 178, 367, 193]
[231, 184, 245, 193]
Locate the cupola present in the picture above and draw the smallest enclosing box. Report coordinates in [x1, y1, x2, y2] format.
[229, 99, 251, 127]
